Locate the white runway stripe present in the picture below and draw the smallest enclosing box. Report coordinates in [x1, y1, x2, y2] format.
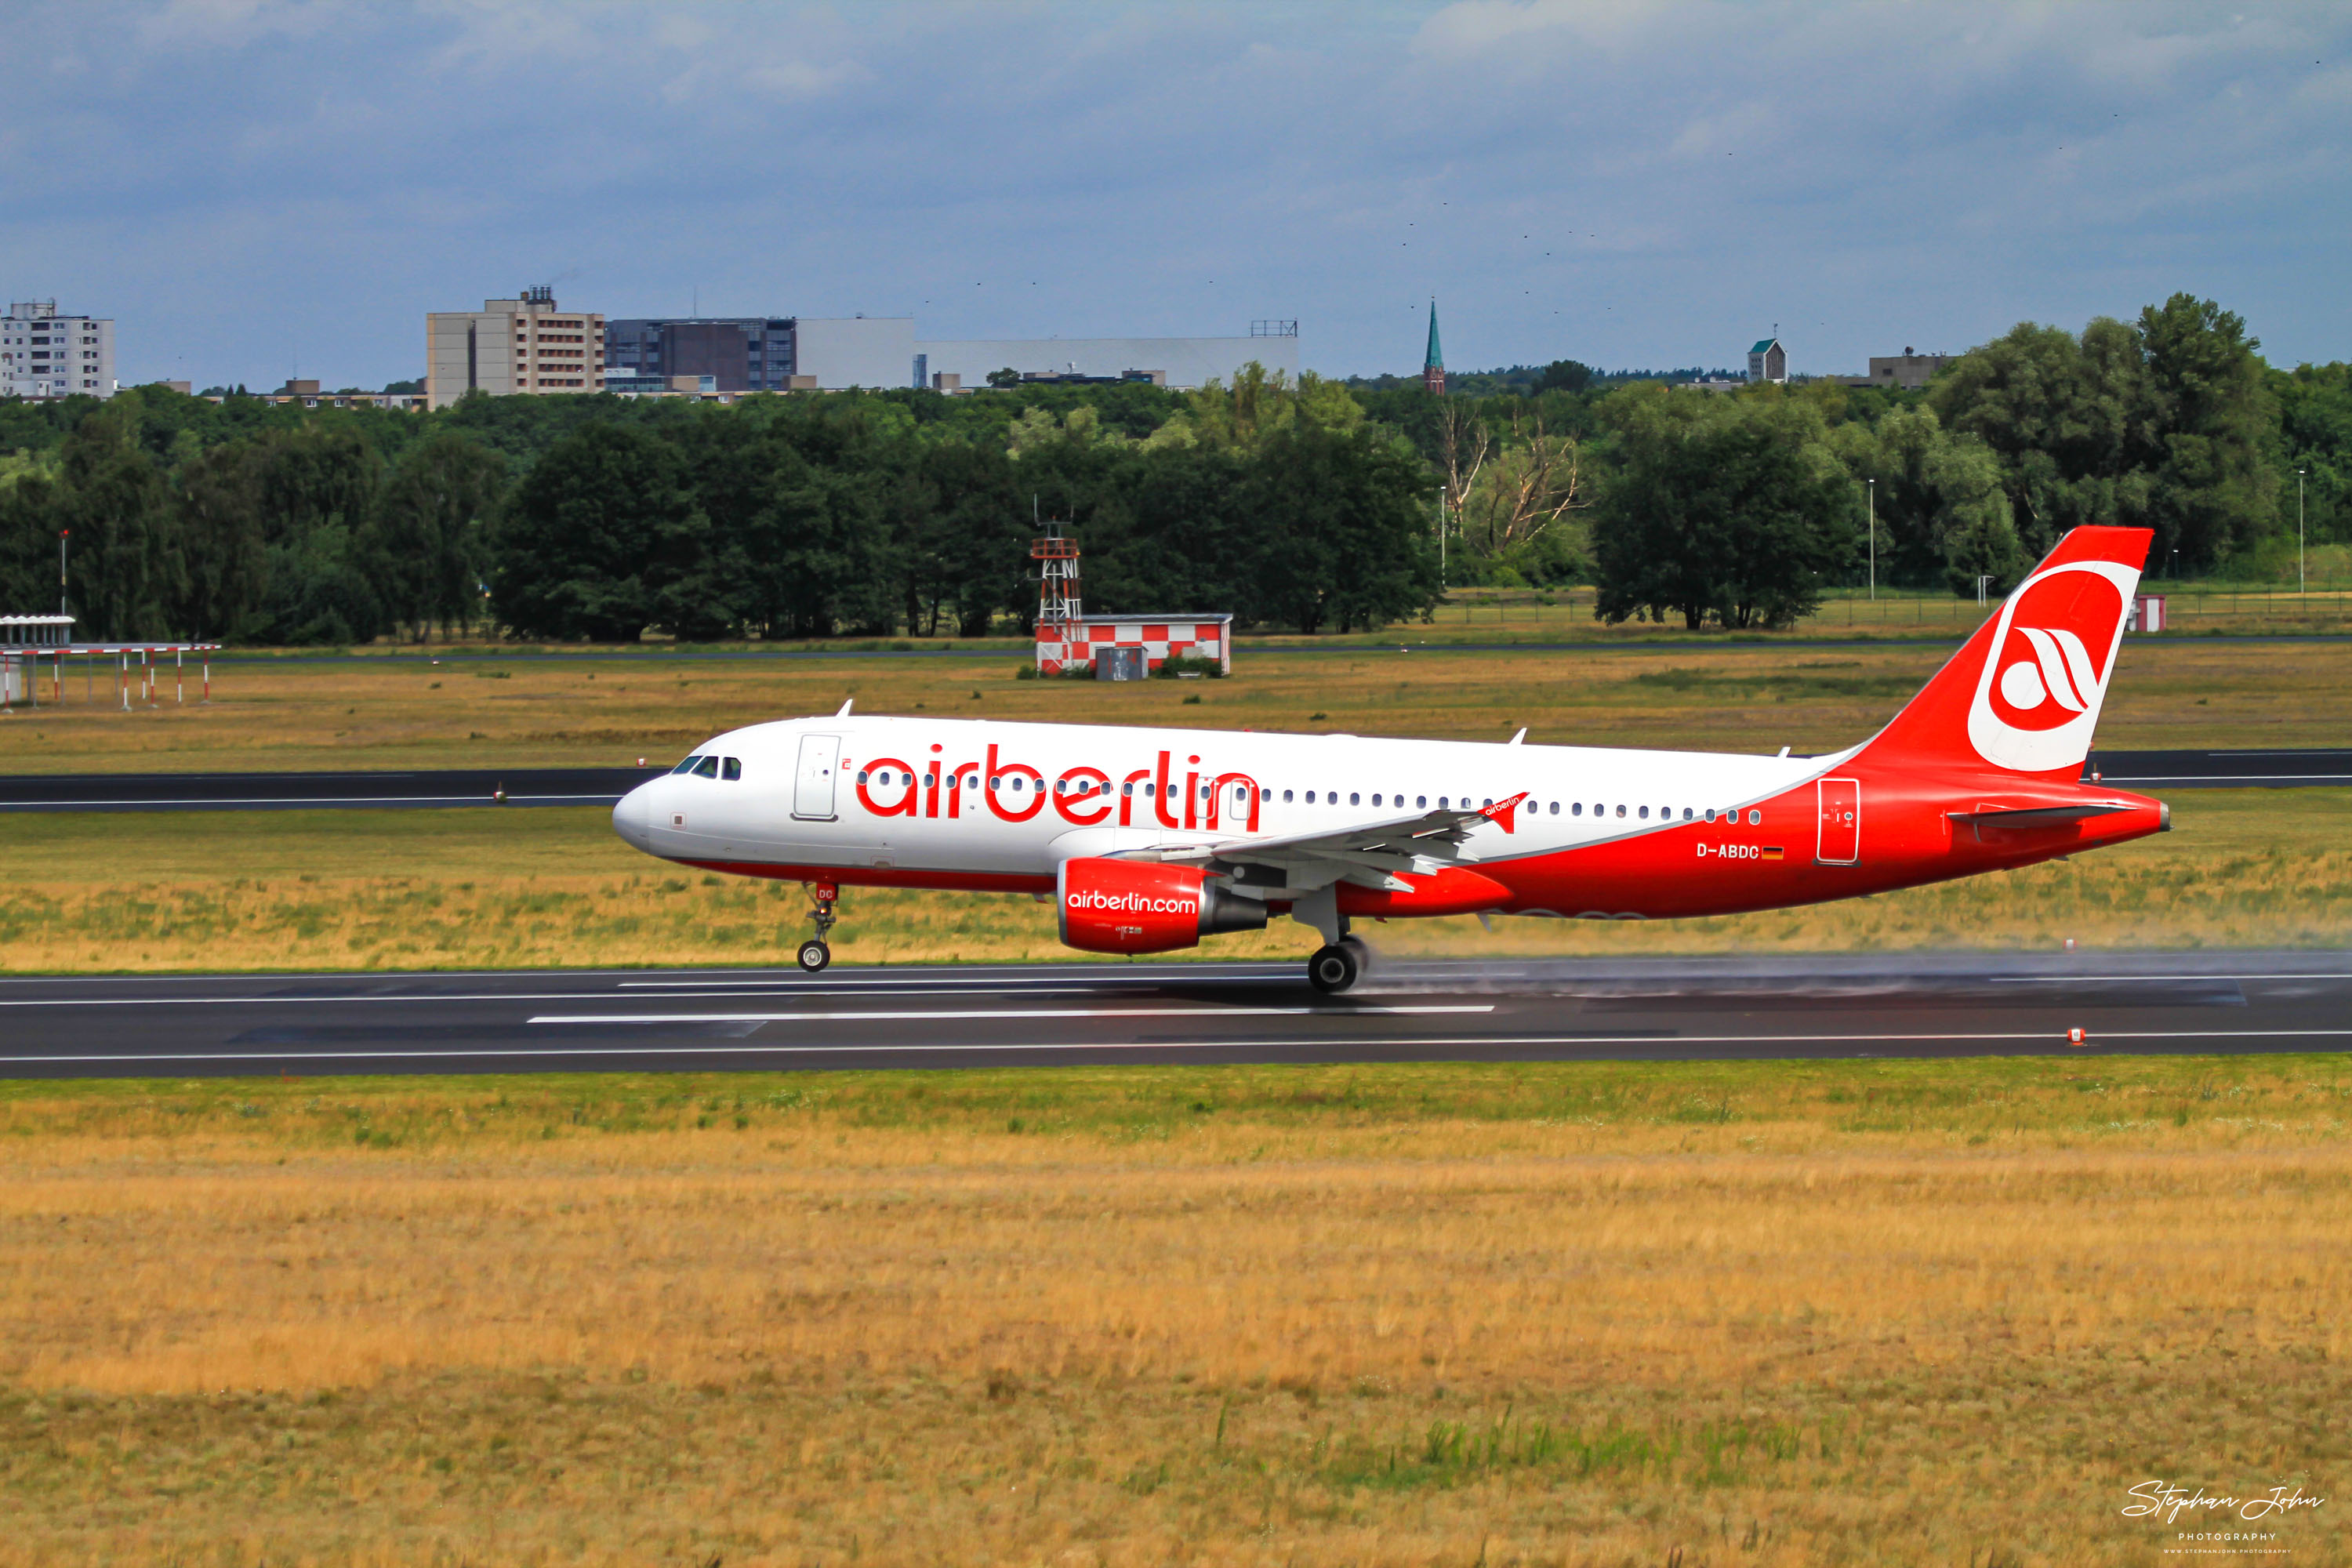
[527, 1005, 1498, 1025]
[3, 1025, 2349, 1069]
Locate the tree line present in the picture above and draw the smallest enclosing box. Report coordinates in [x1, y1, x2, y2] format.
[0, 291, 2341, 643]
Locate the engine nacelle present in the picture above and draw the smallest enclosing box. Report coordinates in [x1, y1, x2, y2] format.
[1055, 856, 1269, 955]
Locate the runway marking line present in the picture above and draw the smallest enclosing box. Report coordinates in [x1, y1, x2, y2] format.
[7, 1026, 2352, 1069]
[1990, 974, 2352, 983]
[526, 1005, 1499, 1025]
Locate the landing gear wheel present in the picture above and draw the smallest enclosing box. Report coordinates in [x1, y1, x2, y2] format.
[1307, 942, 1360, 995]
[797, 880, 840, 975]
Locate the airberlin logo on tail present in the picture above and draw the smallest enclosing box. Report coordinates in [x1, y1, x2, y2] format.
[1967, 560, 2139, 772]
[2000, 625, 2101, 714]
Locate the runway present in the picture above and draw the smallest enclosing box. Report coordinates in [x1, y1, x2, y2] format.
[4, 951, 2347, 1080]
[0, 750, 2343, 813]
[0, 765, 665, 811]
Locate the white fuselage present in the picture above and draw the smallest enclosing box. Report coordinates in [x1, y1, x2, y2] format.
[612, 714, 1831, 883]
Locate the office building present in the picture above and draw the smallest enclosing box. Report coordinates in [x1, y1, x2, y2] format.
[1748, 336, 1788, 384]
[425, 288, 603, 409]
[604, 318, 797, 393]
[1, 301, 114, 399]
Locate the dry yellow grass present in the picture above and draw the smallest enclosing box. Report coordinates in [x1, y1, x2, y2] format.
[1, 1058, 2347, 1565]
[0, 634, 2343, 775]
[0, 788, 2344, 972]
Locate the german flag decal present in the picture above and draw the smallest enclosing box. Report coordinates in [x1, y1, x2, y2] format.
[1762, 847, 1785, 861]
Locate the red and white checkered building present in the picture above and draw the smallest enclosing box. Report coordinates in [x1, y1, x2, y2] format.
[1035, 615, 1234, 677]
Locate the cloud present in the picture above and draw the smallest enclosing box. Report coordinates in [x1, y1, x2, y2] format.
[0, 0, 2343, 388]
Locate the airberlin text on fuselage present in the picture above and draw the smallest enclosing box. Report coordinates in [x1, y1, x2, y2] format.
[851, 744, 1265, 833]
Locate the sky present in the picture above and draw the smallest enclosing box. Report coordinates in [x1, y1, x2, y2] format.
[4, 0, 2347, 390]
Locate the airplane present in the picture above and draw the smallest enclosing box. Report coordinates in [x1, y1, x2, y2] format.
[612, 524, 2167, 993]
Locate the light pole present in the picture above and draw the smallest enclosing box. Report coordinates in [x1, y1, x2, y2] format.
[2297, 468, 2307, 596]
[1866, 478, 1875, 601]
[57, 528, 68, 616]
[1436, 486, 1446, 587]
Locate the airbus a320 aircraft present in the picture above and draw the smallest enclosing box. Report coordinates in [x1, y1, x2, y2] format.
[613, 525, 2166, 993]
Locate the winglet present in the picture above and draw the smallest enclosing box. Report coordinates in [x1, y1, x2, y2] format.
[836, 699, 854, 717]
[1508, 728, 1526, 746]
[1478, 791, 1530, 833]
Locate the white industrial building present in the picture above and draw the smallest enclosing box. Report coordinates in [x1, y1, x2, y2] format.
[783, 317, 1299, 393]
[2, 302, 115, 400]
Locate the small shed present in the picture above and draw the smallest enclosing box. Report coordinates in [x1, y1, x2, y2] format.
[1036, 615, 1234, 678]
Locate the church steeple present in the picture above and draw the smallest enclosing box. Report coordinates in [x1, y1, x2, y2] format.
[1421, 298, 1445, 394]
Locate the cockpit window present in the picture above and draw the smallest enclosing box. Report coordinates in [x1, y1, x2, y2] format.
[721, 757, 742, 781]
[691, 756, 720, 779]
[670, 755, 703, 775]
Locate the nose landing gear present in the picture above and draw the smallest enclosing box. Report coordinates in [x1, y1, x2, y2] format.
[797, 881, 839, 973]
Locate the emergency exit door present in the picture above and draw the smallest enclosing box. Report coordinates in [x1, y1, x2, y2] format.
[793, 734, 840, 821]
[1816, 777, 1860, 865]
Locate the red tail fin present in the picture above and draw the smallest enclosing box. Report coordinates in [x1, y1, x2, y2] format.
[1857, 526, 2151, 781]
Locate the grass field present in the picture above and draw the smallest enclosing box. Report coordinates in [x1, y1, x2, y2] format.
[0, 787, 2345, 972]
[1, 633, 2346, 776]
[1, 1055, 2345, 1565]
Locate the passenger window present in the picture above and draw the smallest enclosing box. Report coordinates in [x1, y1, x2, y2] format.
[722, 757, 742, 782]
[1282, 789, 1293, 803]
[1572, 802, 1582, 816]
[1748, 808, 1762, 825]
[692, 756, 720, 779]
[1350, 792, 1360, 806]
[1639, 805, 1649, 819]
[1417, 795, 1427, 808]
[1371, 793, 1381, 807]
[1615, 804, 1626, 818]
[670, 755, 702, 775]
[1549, 800, 1559, 815]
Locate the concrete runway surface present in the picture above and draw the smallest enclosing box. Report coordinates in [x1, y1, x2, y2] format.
[0, 750, 2345, 813]
[3, 952, 2347, 1080]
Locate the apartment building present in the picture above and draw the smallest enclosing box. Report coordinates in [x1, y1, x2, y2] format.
[425, 287, 603, 409]
[1, 301, 115, 400]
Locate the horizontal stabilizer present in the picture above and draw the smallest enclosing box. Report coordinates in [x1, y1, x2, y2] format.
[1946, 803, 2132, 826]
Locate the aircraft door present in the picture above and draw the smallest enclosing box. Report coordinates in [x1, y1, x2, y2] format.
[793, 734, 841, 821]
[1816, 777, 1859, 865]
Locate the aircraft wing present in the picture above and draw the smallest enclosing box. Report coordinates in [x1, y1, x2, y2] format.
[1159, 793, 1529, 892]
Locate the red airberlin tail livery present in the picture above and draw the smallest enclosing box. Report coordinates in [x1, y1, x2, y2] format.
[614, 526, 2167, 992]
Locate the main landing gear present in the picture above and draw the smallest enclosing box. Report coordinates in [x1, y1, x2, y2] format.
[797, 881, 839, 973]
[1307, 928, 1370, 996]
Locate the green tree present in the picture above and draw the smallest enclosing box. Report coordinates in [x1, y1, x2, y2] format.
[492, 423, 705, 641]
[1242, 426, 1439, 633]
[2136, 292, 2279, 569]
[368, 431, 506, 638]
[1591, 387, 1858, 630]
[172, 441, 270, 639]
[1830, 403, 2024, 594]
[55, 399, 180, 640]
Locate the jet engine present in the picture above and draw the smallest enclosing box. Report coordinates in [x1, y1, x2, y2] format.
[1055, 856, 1269, 955]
